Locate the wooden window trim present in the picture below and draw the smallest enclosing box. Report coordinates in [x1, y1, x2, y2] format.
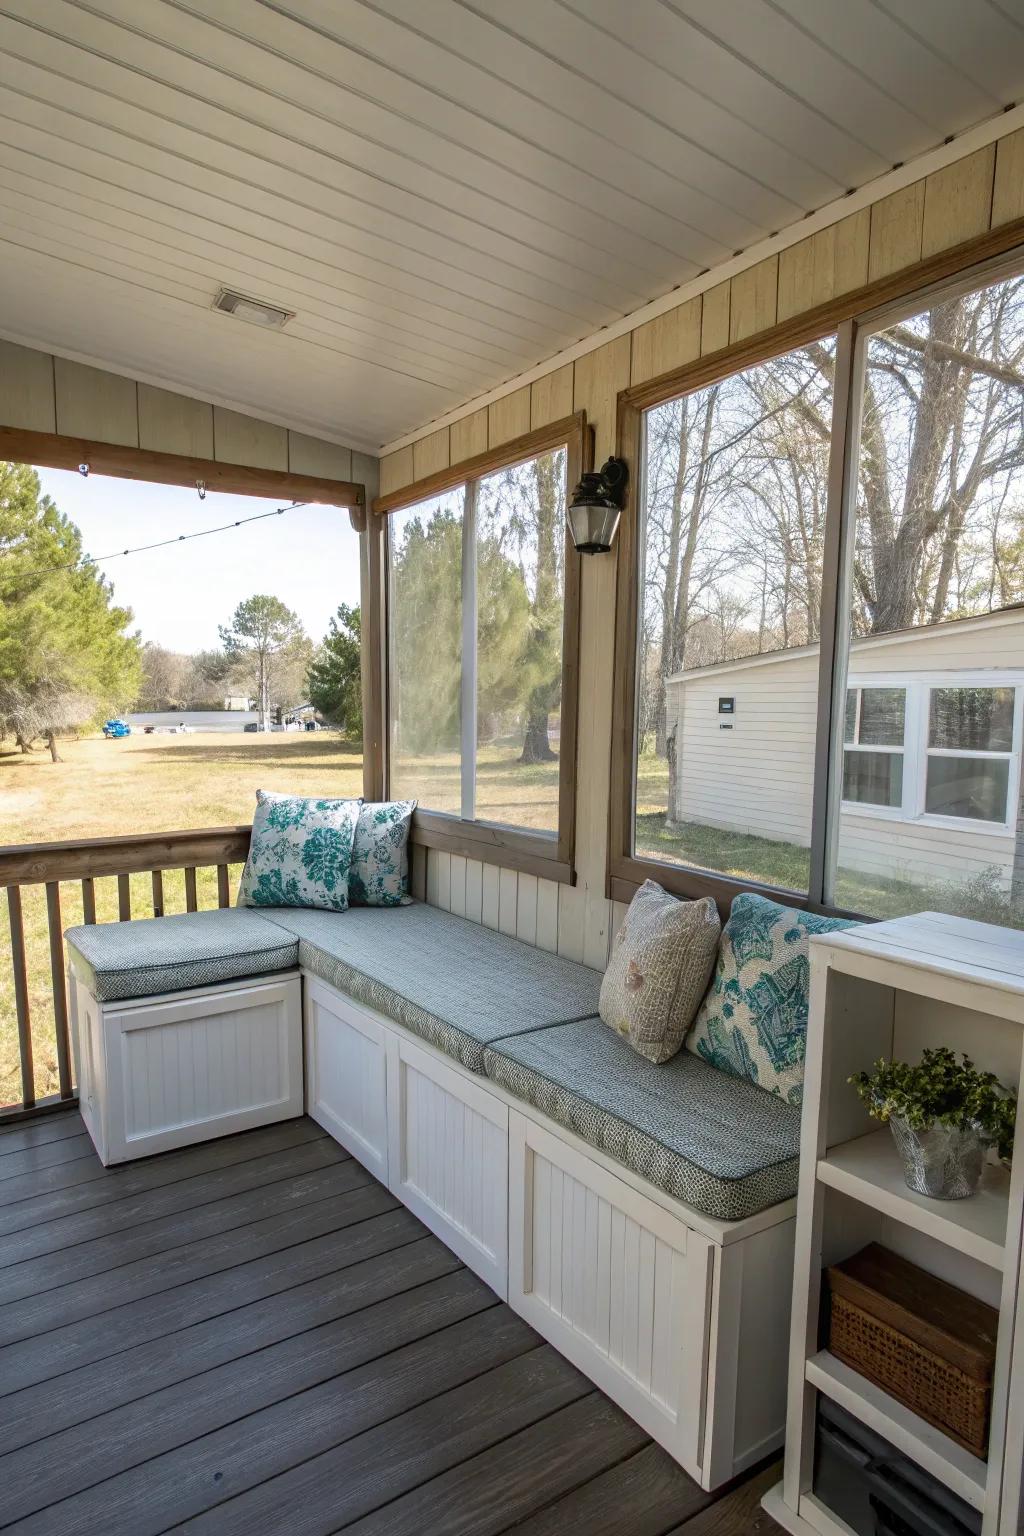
[0, 425, 364, 510]
[608, 222, 1024, 919]
[369, 412, 591, 883]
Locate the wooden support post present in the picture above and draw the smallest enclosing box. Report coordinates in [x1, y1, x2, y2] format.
[117, 873, 131, 921]
[217, 865, 231, 909]
[185, 867, 198, 912]
[151, 869, 164, 918]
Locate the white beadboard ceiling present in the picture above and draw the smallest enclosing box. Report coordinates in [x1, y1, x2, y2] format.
[0, 0, 1021, 453]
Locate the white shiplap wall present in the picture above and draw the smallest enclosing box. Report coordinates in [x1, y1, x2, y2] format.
[411, 845, 627, 969]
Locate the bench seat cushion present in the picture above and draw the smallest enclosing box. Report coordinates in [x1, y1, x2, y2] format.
[483, 1018, 802, 1221]
[260, 903, 602, 1075]
[65, 909, 299, 1003]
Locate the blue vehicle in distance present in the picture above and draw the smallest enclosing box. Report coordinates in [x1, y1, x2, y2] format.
[102, 719, 132, 739]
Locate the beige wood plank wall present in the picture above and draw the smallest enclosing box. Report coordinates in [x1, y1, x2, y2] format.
[383, 134, 1019, 969]
[0, 340, 376, 490]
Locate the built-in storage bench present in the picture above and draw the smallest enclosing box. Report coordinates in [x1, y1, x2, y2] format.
[299, 970, 797, 1487]
[65, 897, 799, 1490]
[266, 903, 801, 1490]
[66, 909, 303, 1164]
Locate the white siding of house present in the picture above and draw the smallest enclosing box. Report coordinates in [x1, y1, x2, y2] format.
[838, 812, 1014, 888]
[667, 612, 1024, 894]
[671, 653, 818, 848]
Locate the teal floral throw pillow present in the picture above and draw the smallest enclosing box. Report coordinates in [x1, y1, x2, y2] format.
[686, 892, 856, 1104]
[349, 800, 417, 907]
[238, 791, 361, 911]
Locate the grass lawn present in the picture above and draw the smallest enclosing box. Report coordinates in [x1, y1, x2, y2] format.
[0, 730, 560, 1105]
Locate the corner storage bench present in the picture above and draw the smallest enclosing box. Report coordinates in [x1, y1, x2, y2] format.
[65, 897, 798, 1490]
[65, 909, 303, 1164]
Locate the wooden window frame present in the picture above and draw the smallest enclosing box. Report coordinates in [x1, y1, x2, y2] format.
[609, 223, 1024, 919]
[370, 411, 591, 883]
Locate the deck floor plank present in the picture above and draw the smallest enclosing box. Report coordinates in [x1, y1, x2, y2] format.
[0, 1111, 88, 1151]
[0, 1118, 325, 1232]
[0, 1133, 346, 1270]
[0, 1232, 456, 1452]
[0, 1111, 778, 1536]
[0, 1154, 362, 1305]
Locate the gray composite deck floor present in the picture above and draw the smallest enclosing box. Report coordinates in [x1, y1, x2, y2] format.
[0, 1111, 780, 1536]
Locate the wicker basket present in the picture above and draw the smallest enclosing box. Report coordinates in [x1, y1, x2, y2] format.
[827, 1244, 997, 1459]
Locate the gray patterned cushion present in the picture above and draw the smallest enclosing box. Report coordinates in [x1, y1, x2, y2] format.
[483, 1018, 802, 1220]
[65, 909, 299, 1003]
[260, 903, 602, 1074]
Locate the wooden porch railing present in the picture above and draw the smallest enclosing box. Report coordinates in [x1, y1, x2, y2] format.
[0, 826, 251, 1120]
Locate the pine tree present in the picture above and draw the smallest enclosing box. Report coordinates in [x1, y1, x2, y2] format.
[308, 604, 362, 738]
[0, 461, 141, 760]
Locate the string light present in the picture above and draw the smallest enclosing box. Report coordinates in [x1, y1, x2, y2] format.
[3, 500, 311, 581]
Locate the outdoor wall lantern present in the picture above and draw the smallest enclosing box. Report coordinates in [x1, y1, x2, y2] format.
[567, 457, 628, 554]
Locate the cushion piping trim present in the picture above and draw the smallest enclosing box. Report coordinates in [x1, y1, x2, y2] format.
[66, 942, 298, 979]
[483, 1040, 800, 1187]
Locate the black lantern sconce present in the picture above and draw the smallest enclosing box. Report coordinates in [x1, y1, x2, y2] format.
[567, 457, 629, 554]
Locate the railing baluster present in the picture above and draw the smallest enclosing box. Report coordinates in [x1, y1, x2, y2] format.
[0, 826, 253, 1119]
[44, 883, 73, 1100]
[6, 887, 35, 1111]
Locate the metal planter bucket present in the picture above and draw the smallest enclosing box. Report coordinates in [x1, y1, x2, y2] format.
[888, 1115, 989, 1200]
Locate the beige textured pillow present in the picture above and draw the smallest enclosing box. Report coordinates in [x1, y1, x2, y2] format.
[600, 880, 721, 1065]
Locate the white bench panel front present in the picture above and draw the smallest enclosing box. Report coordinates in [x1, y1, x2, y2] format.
[100, 974, 302, 1163]
[304, 977, 389, 1183]
[387, 1035, 509, 1299]
[508, 1110, 712, 1481]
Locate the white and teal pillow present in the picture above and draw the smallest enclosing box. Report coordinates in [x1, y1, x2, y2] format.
[686, 892, 856, 1104]
[238, 791, 361, 911]
[349, 800, 417, 907]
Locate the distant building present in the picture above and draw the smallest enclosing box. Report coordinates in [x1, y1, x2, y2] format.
[223, 695, 252, 711]
[665, 608, 1024, 893]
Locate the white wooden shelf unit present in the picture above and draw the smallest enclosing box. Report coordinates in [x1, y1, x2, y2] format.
[764, 912, 1024, 1536]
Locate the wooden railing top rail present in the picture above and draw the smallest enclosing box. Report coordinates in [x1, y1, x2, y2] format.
[0, 825, 252, 887]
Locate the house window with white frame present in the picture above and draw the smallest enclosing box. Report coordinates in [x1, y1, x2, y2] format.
[842, 678, 1021, 830]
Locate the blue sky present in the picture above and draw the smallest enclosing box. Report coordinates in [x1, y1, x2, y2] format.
[35, 467, 362, 655]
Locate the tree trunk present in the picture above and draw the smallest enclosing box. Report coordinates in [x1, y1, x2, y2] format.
[520, 710, 557, 763]
[665, 723, 679, 827]
[517, 452, 563, 764]
[16, 732, 32, 754]
[46, 730, 62, 763]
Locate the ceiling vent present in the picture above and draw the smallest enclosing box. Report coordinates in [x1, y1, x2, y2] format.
[213, 288, 294, 330]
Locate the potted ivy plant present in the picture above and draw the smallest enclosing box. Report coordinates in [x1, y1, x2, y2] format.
[850, 1047, 1016, 1201]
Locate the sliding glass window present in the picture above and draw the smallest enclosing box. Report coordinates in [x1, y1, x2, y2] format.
[621, 253, 1024, 928]
[387, 439, 575, 849]
[828, 266, 1024, 922]
[633, 339, 835, 895]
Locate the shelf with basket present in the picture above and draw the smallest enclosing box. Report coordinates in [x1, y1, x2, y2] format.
[765, 913, 1024, 1536]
